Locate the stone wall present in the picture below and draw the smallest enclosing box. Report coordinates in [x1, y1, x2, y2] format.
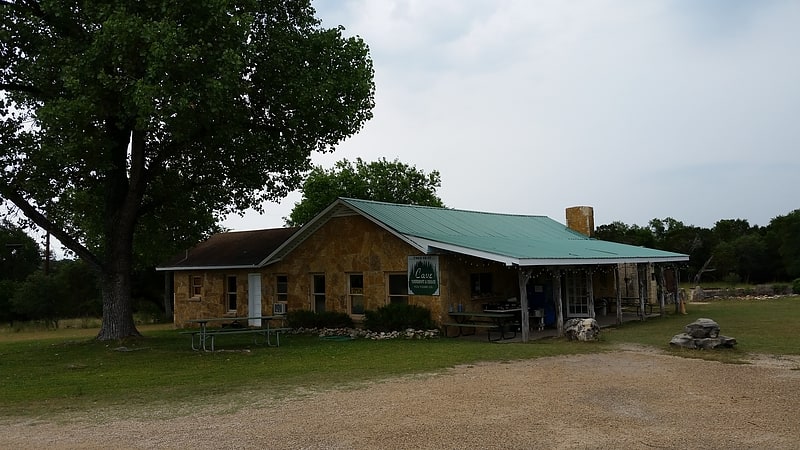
[690, 284, 793, 301]
[173, 269, 255, 325]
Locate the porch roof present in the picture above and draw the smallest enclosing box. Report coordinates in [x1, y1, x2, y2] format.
[334, 198, 688, 266]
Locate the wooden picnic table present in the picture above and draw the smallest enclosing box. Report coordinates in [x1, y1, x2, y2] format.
[184, 315, 288, 351]
[443, 311, 516, 341]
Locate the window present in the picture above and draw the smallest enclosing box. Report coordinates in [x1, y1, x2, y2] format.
[388, 273, 408, 305]
[349, 273, 365, 315]
[226, 276, 237, 311]
[276, 275, 288, 302]
[312, 274, 326, 313]
[470, 273, 493, 297]
[191, 276, 202, 297]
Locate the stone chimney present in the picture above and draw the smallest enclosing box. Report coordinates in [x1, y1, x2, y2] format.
[566, 206, 594, 237]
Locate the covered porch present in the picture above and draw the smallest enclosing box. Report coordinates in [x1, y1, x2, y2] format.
[510, 262, 684, 342]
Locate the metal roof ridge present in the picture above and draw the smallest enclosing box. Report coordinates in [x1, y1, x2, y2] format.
[341, 198, 551, 219]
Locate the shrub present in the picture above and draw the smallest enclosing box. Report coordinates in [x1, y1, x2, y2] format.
[286, 310, 354, 329]
[771, 284, 791, 295]
[723, 272, 740, 287]
[792, 279, 800, 295]
[316, 311, 354, 328]
[363, 303, 435, 332]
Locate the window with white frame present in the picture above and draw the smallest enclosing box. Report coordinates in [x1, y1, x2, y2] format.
[276, 275, 288, 302]
[191, 276, 202, 298]
[226, 275, 237, 311]
[312, 274, 326, 312]
[349, 273, 364, 315]
[387, 273, 408, 305]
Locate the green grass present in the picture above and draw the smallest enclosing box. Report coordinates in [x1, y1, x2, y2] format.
[603, 296, 800, 362]
[1, 297, 798, 418]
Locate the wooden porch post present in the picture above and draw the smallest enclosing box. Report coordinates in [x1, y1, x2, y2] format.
[637, 263, 646, 321]
[614, 265, 622, 325]
[674, 266, 681, 314]
[587, 268, 595, 319]
[518, 268, 533, 342]
[552, 268, 564, 337]
[658, 265, 666, 316]
[164, 271, 174, 321]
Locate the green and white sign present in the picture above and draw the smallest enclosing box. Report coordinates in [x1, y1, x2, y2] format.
[408, 256, 440, 296]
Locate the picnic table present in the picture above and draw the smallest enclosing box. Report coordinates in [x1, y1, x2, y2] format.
[443, 311, 517, 341]
[183, 316, 289, 351]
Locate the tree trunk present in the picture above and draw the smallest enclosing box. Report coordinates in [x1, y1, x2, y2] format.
[96, 127, 145, 340]
[97, 266, 141, 340]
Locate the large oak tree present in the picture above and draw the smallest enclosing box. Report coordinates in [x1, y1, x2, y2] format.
[0, 0, 375, 339]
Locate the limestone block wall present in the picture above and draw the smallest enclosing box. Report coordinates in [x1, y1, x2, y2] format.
[263, 214, 466, 321]
[173, 269, 254, 326]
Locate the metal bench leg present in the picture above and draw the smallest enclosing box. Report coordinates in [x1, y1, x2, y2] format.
[190, 333, 199, 351]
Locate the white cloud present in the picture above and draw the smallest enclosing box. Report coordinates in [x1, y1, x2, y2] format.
[226, 0, 800, 231]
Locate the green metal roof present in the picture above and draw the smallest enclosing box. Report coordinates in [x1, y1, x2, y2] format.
[341, 198, 688, 266]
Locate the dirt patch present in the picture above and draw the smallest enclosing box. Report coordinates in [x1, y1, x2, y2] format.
[2, 348, 799, 449]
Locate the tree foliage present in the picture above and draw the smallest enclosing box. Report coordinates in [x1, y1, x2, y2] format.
[287, 157, 444, 226]
[0, 222, 41, 323]
[767, 210, 800, 279]
[0, 1, 375, 339]
[0, 221, 40, 281]
[7, 259, 102, 325]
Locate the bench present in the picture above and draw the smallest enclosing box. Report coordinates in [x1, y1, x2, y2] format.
[619, 298, 653, 316]
[181, 327, 290, 351]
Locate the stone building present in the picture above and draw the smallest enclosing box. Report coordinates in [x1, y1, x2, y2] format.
[157, 198, 688, 341]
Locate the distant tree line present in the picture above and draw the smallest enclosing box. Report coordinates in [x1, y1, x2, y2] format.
[0, 222, 163, 326]
[594, 209, 800, 285]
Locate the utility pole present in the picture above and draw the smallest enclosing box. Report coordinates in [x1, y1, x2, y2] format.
[44, 230, 50, 275]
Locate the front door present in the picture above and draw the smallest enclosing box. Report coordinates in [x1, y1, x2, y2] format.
[565, 272, 590, 317]
[248, 273, 262, 327]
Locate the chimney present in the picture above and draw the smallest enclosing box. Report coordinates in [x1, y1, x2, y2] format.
[566, 206, 594, 237]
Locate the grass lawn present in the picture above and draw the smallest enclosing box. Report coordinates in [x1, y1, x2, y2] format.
[1, 296, 798, 418]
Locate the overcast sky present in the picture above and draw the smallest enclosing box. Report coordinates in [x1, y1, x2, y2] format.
[224, 0, 799, 231]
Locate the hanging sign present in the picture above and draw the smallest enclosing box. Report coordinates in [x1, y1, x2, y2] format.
[408, 256, 440, 296]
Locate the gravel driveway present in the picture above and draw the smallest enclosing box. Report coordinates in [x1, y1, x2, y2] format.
[3, 347, 799, 449]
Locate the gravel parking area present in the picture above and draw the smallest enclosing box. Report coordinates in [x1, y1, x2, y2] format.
[3, 347, 799, 449]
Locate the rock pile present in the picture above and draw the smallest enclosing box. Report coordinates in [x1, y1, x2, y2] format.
[669, 318, 737, 349]
[564, 318, 600, 341]
[293, 327, 441, 340]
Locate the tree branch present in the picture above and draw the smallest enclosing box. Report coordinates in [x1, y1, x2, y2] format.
[0, 82, 42, 96]
[0, 187, 102, 272]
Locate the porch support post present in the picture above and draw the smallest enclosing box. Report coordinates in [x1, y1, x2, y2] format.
[552, 267, 564, 337]
[518, 268, 533, 342]
[614, 265, 622, 325]
[164, 271, 174, 321]
[658, 265, 666, 316]
[637, 263, 646, 321]
[674, 266, 681, 314]
[587, 268, 595, 319]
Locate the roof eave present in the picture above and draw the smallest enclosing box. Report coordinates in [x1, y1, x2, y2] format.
[416, 239, 519, 265]
[516, 255, 690, 266]
[155, 264, 259, 272]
